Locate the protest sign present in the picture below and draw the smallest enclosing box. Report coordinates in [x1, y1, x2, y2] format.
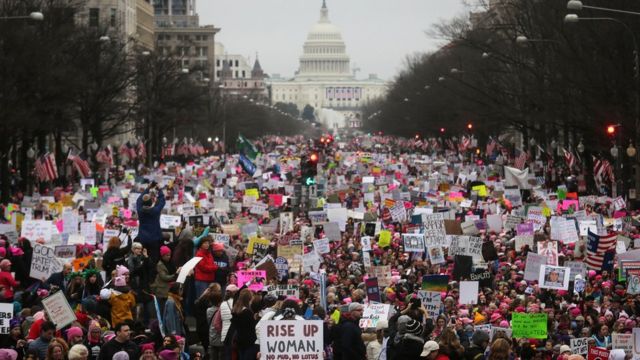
[250, 202, 268, 216]
[628, 274, 640, 295]
[504, 215, 522, 230]
[459, 281, 478, 304]
[571, 337, 589, 355]
[538, 265, 570, 290]
[486, 214, 502, 232]
[422, 213, 446, 247]
[160, 215, 181, 229]
[359, 303, 391, 328]
[42, 290, 76, 330]
[54, 245, 76, 259]
[587, 347, 609, 360]
[515, 235, 534, 250]
[378, 230, 391, 248]
[422, 275, 448, 292]
[361, 236, 372, 251]
[302, 252, 321, 273]
[212, 233, 230, 247]
[266, 285, 299, 299]
[631, 328, 640, 360]
[21, 220, 53, 242]
[565, 261, 587, 281]
[365, 277, 381, 303]
[612, 333, 632, 357]
[80, 222, 97, 244]
[259, 320, 323, 360]
[0, 303, 13, 334]
[176, 257, 202, 284]
[247, 237, 270, 255]
[517, 222, 534, 236]
[402, 233, 425, 252]
[313, 238, 330, 255]
[512, 313, 547, 339]
[537, 240, 558, 266]
[237, 270, 267, 291]
[30, 244, 63, 280]
[371, 265, 391, 287]
[417, 290, 441, 319]
[427, 246, 445, 264]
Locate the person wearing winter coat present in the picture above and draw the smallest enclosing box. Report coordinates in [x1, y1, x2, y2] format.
[0, 259, 19, 301]
[151, 246, 181, 313]
[331, 302, 367, 360]
[219, 284, 238, 359]
[136, 182, 166, 265]
[212, 242, 230, 288]
[106, 275, 137, 327]
[164, 283, 187, 336]
[102, 235, 132, 281]
[194, 237, 219, 298]
[392, 317, 425, 360]
[127, 242, 153, 323]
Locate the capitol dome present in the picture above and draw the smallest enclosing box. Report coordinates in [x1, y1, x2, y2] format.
[295, 0, 353, 81]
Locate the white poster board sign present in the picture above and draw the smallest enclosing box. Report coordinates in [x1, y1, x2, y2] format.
[176, 257, 202, 284]
[259, 320, 323, 360]
[359, 303, 391, 329]
[30, 244, 63, 281]
[0, 303, 13, 334]
[42, 290, 77, 330]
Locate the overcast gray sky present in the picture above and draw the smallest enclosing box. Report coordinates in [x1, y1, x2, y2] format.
[198, 0, 469, 80]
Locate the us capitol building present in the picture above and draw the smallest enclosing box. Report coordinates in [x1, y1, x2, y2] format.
[268, 0, 387, 129]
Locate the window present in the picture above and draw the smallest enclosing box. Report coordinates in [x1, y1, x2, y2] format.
[216, 71, 221, 77]
[235, 60, 239, 67]
[89, 8, 99, 27]
[202, 36, 208, 41]
[110, 8, 116, 27]
[242, 70, 246, 78]
[235, 71, 238, 78]
[216, 59, 220, 67]
[195, 47, 207, 57]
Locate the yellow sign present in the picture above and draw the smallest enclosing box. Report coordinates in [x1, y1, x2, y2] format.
[378, 230, 391, 248]
[472, 185, 488, 197]
[245, 188, 259, 200]
[247, 236, 270, 255]
[330, 309, 341, 324]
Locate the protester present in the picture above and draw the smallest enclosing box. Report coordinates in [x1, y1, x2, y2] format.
[151, 246, 181, 313]
[164, 283, 187, 336]
[137, 182, 166, 264]
[28, 321, 56, 360]
[194, 236, 218, 298]
[97, 323, 139, 360]
[332, 302, 366, 360]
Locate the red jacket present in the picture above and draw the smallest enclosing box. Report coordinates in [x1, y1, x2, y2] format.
[0, 270, 18, 300]
[195, 249, 218, 282]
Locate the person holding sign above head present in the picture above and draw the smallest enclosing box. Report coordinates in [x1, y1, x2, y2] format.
[137, 181, 166, 266]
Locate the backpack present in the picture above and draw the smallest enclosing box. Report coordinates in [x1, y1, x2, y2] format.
[210, 307, 223, 346]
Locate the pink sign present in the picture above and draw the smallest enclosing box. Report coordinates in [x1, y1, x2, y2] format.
[560, 200, 579, 211]
[237, 270, 267, 291]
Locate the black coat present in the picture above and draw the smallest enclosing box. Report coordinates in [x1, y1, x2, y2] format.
[393, 334, 424, 360]
[331, 318, 366, 360]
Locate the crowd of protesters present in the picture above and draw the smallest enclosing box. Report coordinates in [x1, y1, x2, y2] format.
[0, 133, 637, 360]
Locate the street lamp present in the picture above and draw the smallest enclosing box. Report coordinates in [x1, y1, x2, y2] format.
[627, 141, 637, 157]
[438, 76, 446, 82]
[0, 12, 44, 21]
[577, 140, 585, 154]
[450, 68, 464, 74]
[567, 0, 640, 16]
[516, 35, 559, 45]
[566, 13, 640, 196]
[482, 52, 491, 59]
[99, 35, 110, 42]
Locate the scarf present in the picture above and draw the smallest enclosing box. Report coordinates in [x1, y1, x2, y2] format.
[169, 292, 184, 321]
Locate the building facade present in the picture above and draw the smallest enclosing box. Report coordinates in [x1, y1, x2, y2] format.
[153, 0, 219, 81]
[136, 0, 155, 50]
[268, 0, 387, 128]
[77, 0, 138, 41]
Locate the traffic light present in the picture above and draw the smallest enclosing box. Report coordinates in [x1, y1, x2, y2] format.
[467, 123, 473, 130]
[302, 152, 319, 186]
[607, 125, 616, 136]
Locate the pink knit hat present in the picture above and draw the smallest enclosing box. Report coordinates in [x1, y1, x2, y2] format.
[114, 276, 126, 287]
[66, 326, 83, 341]
[160, 246, 171, 256]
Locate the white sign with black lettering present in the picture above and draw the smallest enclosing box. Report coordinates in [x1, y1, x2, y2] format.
[0, 303, 13, 334]
[402, 233, 425, 252]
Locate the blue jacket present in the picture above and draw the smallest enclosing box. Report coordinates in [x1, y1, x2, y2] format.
[136, 189, 165, 246]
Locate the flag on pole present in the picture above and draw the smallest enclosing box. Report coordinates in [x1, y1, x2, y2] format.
[137, 141, 146, 160]
[514, 149, 529, 170]
[237, 134, 259, 160]
[593, 156, 614, 188]
[585, 230, 616, 270]
[239, 153, 256, 176]
[563, 148, 576, 169]
[67, 150, 92, 178]
[34, 153, 58, 182]
[96, 146, 114, 167]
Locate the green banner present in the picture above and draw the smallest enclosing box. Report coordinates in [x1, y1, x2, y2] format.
[512, 313, 548, 339]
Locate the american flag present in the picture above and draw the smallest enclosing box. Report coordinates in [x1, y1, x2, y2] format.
[162, 143, 175, 158]
[486, 138, 496, 155]
[563, 148, 577, 169]
[593, 156, 614, 187]
[445, 138, 456, 151]
[95, 145, 114, 167]
[67, 150, 92, 178]
[177, 142, 190, 156]
[514, 150, 529, 170]
[34, 153, 58, 182]
[137, 141, 146, 160]
[585, 230, 616, 270]
[459, 136, 471, 152]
